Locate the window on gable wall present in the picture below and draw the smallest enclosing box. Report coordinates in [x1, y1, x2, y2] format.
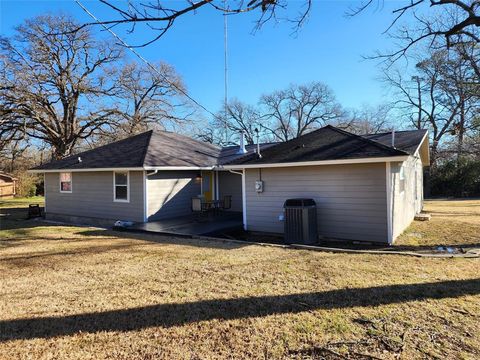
[399, 166, 406, 193]
[59, 172, 72, 193]
[114, 171, 129, 202]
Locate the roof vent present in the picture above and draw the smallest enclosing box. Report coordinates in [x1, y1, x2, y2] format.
[391, 129, 396, 148]
[254, 128, 262, 158]
[78, 156, 82, 163]
[237, 131, 247, 154]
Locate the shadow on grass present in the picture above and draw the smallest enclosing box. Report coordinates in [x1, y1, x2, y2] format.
[0, 242, 138, 264]
[0, 207, 50, 232]
[77, 229, 251, 250]
[1, 278, 479, 341]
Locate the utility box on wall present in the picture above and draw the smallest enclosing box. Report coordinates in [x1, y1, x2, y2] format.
[255, 180, 264, 193]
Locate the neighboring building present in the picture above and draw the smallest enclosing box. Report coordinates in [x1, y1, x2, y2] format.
[30, 125, 429, 244]
[0, 172, 18, 199]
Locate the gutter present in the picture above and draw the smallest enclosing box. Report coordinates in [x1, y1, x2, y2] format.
[28, 167, 145, 174]
[28, 166, 215, 174]
[28, 156, 411, 173]
[222, 156, 410, 170]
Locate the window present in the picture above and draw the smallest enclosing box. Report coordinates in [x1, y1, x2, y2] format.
[399, 166, 405, 193]
[59, 172, 72, 193]
[114, 171, 129, 202]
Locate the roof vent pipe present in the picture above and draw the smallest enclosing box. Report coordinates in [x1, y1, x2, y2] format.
[237, 130, 247, 154]
[391, 129, 395, 148]
[255, 127, 262, 158]
[78, 156, 82, 163]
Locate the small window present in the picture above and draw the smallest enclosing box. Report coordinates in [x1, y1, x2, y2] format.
[59, 172, 72, 193]
[114, 171, 129, 202]
[399, 166, 406, 193]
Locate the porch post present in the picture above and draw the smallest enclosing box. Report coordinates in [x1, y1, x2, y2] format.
[242, 169, 247, 231]
[215, 171, 219, 201]
[386, 162, 393, 244]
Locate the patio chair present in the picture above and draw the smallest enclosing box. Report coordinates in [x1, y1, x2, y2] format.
[191, 197, 203, 212]
[191, 197, 209, 220]
[222, 195, 232, 210]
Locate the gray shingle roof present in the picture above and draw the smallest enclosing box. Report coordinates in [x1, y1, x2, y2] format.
[144, 131, 221, 167]
[33, 131, 154, 170]
[32, 126, 427, 171]
[226, 126, 410, 165]
[362, 129, 428, 155]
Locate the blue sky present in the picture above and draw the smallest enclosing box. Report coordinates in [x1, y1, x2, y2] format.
[0, 0, 407, 116]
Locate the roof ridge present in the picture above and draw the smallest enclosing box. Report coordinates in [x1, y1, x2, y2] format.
[220, 129, 332, 165]
[363, 129, 427, 136]
[140, 130, 154, 167]
[151, 129, 222, 151]
[325, 125, 409, 155]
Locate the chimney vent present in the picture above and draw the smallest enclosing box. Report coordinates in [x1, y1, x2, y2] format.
[237, 131, 247, 154]
[391, 129, 396, 148]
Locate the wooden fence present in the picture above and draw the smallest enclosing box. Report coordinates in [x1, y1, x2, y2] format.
[0, 183, 15, 198]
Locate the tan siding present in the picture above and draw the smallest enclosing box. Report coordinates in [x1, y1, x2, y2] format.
[0, 184, 15, 198]
[45, 171, 144, 222]
[245, 164, 388, 243]
[218, 171, 242, 212]
[392, 155, 424, 240]
[147, 171, 200, 221]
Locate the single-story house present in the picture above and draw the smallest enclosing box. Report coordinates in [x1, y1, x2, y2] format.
[30, 125, 429, 244]
[0, 172, 18, 198]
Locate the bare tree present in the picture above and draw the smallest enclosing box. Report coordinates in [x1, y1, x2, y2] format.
[215, 99, 265, 145]
[196, 100, 268, 146]
[78, 0, 312, 47]
[259, 82, 343, 141]
[385, 45, 479, 165]
[195, 126, 223, 145]
[345, 104, 393, 134]
[351, 0, 480, 61]
[82, 0, 480, 55]
[97, 61, 190, 143]
[0, 14, 122, 159]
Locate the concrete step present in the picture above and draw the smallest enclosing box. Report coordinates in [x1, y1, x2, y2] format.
[414, 213, 431, 221]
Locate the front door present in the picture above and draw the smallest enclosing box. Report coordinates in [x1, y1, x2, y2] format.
[202, 171, 214, 201]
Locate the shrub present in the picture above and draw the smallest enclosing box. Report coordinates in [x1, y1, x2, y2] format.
[15, 173, 40, 197]
[430, 157, 480, 197]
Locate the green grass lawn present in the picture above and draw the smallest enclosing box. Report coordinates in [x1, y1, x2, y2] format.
[0, 198, 479, 359]
[0, 196, 44, 208]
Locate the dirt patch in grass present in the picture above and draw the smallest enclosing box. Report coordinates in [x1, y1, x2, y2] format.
[0, 199, 479, 359]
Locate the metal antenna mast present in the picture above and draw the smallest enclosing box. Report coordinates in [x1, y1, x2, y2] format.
[223, 0, 228, 143]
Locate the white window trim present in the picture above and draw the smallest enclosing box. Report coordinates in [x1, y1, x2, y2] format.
[399, 166, 406, 195]
[59, 172, 73, 193]
[113, 171, 130, 203]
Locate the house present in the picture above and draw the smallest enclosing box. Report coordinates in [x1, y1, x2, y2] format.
[0, 172, 18, 199]
[30, 125, 429, 244]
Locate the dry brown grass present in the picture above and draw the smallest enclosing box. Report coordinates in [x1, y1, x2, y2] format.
[0, 199, 479, 359]
[396, 199, 480, 248]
